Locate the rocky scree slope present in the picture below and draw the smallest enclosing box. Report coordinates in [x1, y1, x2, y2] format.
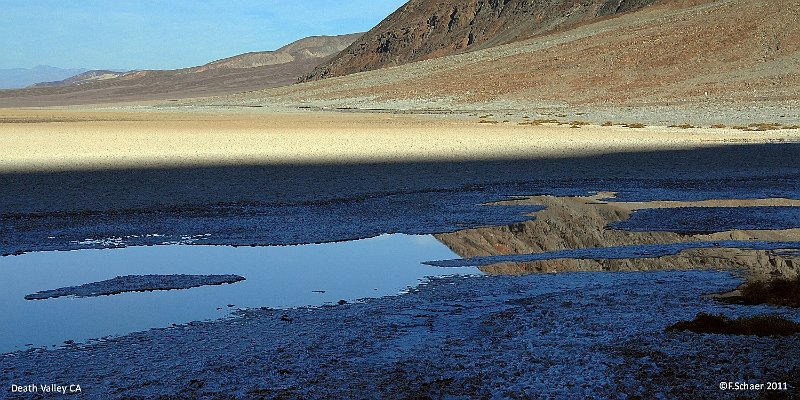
[300, 0, 658, 81]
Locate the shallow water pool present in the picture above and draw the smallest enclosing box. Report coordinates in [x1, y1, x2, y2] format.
[0, 234, 478, 353]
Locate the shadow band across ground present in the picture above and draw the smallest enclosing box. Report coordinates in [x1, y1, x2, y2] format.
[1, 143, 800, 255]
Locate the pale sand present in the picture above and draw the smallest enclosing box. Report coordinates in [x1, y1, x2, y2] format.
[2, 108, 800, 215]
[1, 108, 799, 172]
[493, 192, 800, 210]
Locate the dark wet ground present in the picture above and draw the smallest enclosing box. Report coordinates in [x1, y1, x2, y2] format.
[3, 143, 800, 255]
[2, 271, 798, 399]
[3, 171, 800, 352]
[2, 145, 800, 397]
[0, 188, 545, 256]
[23, 274, 247, 300]
[3, 175, 800, 256]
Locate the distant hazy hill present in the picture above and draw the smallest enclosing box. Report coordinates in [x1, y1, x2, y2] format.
[0, 66, 88, 89]
[301, 0, 658, 81]
[0, 33, 361, 107]
[33, 34, 362, 88]
[199, 34, 362, 71]
[31, 70, 127, 88]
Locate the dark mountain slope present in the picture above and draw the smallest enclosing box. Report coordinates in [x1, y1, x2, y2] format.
[301, 0, 658, 81]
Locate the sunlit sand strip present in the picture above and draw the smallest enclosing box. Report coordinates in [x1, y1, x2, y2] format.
[2, 110, 800, 173]
[492, 192, 800, 210]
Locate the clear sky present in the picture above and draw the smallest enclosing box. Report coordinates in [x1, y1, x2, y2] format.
[0, 1, 407, 71]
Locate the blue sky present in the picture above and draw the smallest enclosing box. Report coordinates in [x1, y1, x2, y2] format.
[0, 1, 406, 70]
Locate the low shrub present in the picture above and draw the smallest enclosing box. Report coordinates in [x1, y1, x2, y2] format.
[726, 276, 800, 308]
[732, 123, 782, 131]
[623, 123, 647, 128]
[518, 119, 558, 126]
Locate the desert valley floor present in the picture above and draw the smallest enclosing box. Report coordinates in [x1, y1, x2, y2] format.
[2, 0, 800, 397]
[0, 107, 799, 398]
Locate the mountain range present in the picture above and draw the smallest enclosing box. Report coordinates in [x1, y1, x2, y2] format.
[1, 0, 797, 109]
[209, 0, 797, 113]
[0, 34, 360, 107]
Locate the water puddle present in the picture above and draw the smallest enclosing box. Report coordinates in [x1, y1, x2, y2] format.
[610, 206, 800, 233]
[0, 234, 478, 353]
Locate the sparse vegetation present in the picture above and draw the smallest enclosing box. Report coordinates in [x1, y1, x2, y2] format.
[667, 313, 800, 337]
[735, 122, 800, 130]
[710, 124, 726, 129]
[601, 121, 614, 127]
[479, 119, 500, 124]
[518, 118, 558, 126]
[569, 120, 590, 129]
[750, 123, 782, 131]
[731, 123, 783, 132]
[623, 123, 647, 128]
[668, 123, 695, 129]
[723, 276, 800, 308]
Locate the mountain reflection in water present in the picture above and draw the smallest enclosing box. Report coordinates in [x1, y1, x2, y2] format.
[435, 193, 800, 279]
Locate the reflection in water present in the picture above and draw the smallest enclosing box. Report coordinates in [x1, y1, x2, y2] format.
[426, 241, 800, 267]
[0, 234, 477, 353]
[435, 193, 800, 279]
[611, 206, 800, 233]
